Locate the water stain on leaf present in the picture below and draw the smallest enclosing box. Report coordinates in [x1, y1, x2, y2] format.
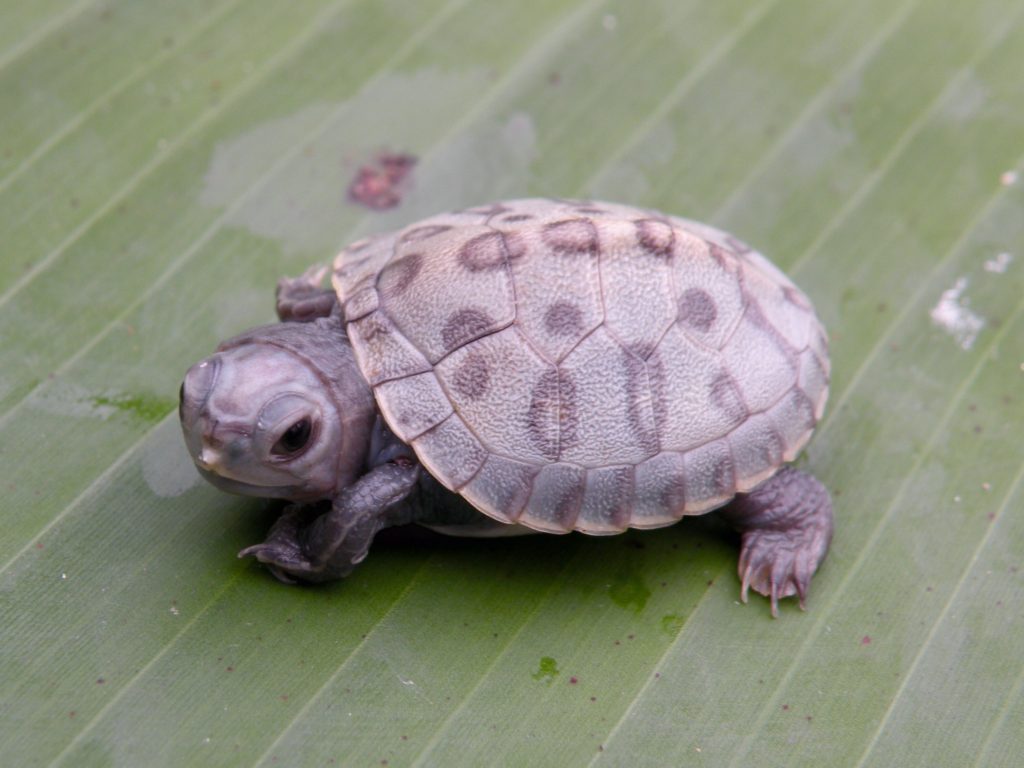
[660, 614, 684, 635]
[609, 568, 651, 613]
[532, 656, 560, 683]
[90, 392, 176, 422]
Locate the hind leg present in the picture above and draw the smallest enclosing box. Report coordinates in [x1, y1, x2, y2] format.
[718, 467, 833, 617]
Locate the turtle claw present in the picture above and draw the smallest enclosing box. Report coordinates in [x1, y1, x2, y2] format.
[721, 467, 833, 617]
[738, 527, 822, 617]
[238, 506, 323, 582]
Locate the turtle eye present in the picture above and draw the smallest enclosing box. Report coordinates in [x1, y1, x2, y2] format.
[272, 418, 312, 456]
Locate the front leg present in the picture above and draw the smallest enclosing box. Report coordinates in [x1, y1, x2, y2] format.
[718, 467, 833, 617]
[239, 461, 419, 583]
[276, 264, 337, 322]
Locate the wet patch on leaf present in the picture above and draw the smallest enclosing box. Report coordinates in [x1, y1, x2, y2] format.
[532, 656, 560, 683]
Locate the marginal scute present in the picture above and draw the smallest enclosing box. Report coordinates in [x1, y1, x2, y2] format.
[635, 218, 675, 258]
[767, 388, 817, 462]
[520, 463, 585, 532]
[347, 311, 431, 385]
[682, 439, 736, 514]
[373, 371, 452, 441]
[722, 310, 796, 413]
[460, 454, 537, 523]
[798, 348, 830, 420]
[728, 413, 785, 492]
[578, 466, 634, 534]
[411, 414, 487, 491]
[631, 451, 687, 527]
[343, 284, 379, 322]
[542, 218, 599, 255]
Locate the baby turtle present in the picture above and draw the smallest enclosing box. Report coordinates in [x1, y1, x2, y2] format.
[180, 199, 832, 615]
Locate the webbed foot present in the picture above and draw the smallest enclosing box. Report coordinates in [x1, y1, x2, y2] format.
[720, 467, 833, 617]
[239, 461, 420, 584]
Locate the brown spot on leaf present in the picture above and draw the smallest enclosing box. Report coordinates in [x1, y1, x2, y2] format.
[347, 152, 416, 210]
[543, 219, 599, 255]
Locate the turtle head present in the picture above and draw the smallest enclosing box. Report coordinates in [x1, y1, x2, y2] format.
[179, 318, 376, 502]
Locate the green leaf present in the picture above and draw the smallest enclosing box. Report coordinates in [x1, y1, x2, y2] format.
[2, 1, 1022, 765]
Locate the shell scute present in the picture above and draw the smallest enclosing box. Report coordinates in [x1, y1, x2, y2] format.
[332, 199, 829, 534]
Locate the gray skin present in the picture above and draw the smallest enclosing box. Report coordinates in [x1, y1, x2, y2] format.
[180, 272, 832, 616]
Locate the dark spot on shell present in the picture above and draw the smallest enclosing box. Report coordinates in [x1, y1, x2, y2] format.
[503, 230, 528, 260]
[543, 301, 584, 337]
[575, 206, 609, 215]
[527, 369, 577, 460]
[451, 353, 490, 400]
[635, 219, 674, 258]
[378, 253, 422, 297]
[501, 213, 534, 223]
[623, 349, 659, 456]
[550, 475, 584, 526]
[459, 232, 508, 272]
[440, 309, 493, 352]
[709, 372, 747, 426]
[401, 224, 451, 243]
[678, 288, 717, 332]
[543, 219, 599, 255]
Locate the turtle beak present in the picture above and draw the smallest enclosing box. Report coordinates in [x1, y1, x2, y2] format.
[196, 445, 223, 472]
[180, 357, 220, 420]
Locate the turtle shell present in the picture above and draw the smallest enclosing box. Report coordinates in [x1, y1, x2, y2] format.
[332, 199, 829, 534]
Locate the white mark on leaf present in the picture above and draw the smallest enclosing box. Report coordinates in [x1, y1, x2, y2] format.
[929, 277, 984, 350]
[983, 252, 1013, 273]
